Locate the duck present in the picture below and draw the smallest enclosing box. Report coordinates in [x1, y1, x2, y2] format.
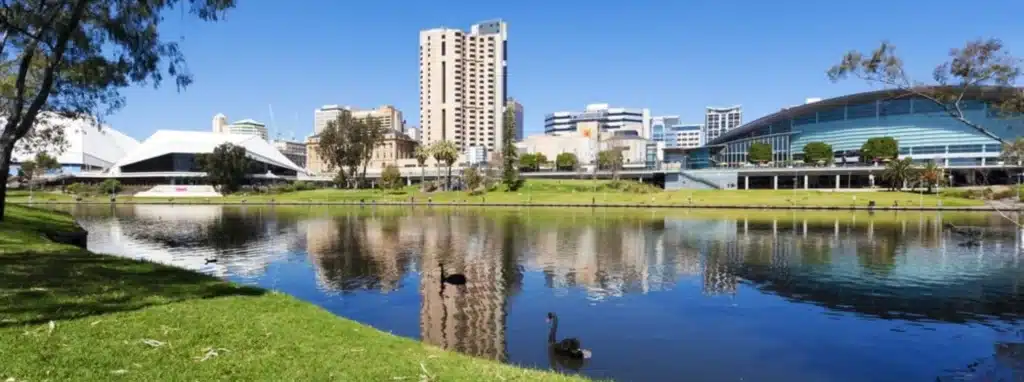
[204, 257, 218, 265]
[439, 262, 466, 285]
[546, 312, 591, 359]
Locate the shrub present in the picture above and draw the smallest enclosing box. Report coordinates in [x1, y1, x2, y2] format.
[293, 181, 316, 191]
[463, 167, 483, 192]
[99, 179, 122, 194]
[66, 182, 95, 196]
[381, 164, 403, 190]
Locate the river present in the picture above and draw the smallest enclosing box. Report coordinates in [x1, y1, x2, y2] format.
[54, 204, 1024, 382]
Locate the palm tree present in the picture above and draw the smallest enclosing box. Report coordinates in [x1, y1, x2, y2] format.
[917, 161, 943, 193]
[414, 145, 429, 185]
[429, 141, 459, 190]
[882, 157, 915, 191]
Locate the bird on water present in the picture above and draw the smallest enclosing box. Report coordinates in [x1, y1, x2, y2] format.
[546, 312, 592, 359]
[439, 262, 466, 285]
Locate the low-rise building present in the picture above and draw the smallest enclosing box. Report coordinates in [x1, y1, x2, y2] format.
[306, 130, 419, 175]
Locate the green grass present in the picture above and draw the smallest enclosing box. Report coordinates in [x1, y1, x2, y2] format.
[8, 179, 987, 208]
[0, 204, 588, 381]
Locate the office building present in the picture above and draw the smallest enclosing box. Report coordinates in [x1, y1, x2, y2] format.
[651, 116, 680, 143]
[667, 123, 704, 148]
[272, 139, 307, 169]
[704, 106, 742, 142]
[508, 97, 524, 141]
[313, 105, 404, 135]
[212, 113, 269, 140]
[405, 127, 421, 143]
[419, 20, 508, 152]
[544, 104, 651, 139]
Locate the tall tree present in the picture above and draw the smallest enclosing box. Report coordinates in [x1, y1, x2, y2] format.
[828, 39, 1024, 144]
[917, 161, 943, 193]
[414, 145, 429, 184]
[316, 111, 374, 188]
[18, 152, 59, 198]
[430, 140, 458, 191]
[356, 117, 386, 186]
[501, 107, 521, 191]
[198, 143, 250, 194]
[882, 157, 916, 191]
[597, 148, 624, 181]
[0, 0, 235, 220]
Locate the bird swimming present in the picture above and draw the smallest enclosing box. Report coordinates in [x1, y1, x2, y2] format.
[546, 312, 591, 359]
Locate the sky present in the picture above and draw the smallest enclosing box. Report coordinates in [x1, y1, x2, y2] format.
[104, 0, 1024, 142]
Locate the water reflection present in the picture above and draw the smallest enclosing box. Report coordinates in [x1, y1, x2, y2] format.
[65, 205, 1024, 382]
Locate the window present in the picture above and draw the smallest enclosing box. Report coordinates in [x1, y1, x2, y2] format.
[879, 99, 911, 116]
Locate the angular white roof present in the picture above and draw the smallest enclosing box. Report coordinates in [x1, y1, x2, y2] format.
[11, 114, 140, 169]
[108, 130, 306, 175]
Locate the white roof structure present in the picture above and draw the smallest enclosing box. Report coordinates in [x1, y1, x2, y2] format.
[11, 115, 140, 170]
[107, 130, 307, 175]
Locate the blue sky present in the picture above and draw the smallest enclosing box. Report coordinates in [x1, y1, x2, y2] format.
[105, 0, 1024, 142]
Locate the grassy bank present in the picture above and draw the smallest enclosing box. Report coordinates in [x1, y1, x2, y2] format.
[7, 179, 987, 208]
[0, 204, 586, 381]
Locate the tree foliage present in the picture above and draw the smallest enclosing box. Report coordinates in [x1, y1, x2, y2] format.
[315, 111, 386, 188]
[1000, 138, 1024, 165]
[597, 148, 624, 180]
[198, 143, 250, 194]
[828, 38, 1024, 143]
[747, 142, 772, 163]
[555, 152, 578, 171]
[380, 164, 402, 190]
[462, 166, 483, 192]
[802, 141, 834, 165]
[19, 151, 60, 186]
[518, 152, 546, 172]
[917, 161, 943, 193]
[861, 137, 899, 163]
[501, 107, 521, 191]
[414, 145, 429, 183]
[882, 157, 916, 191]
[0, 0, 235, 219]
[100, 178, 122, 194]
[429, 140, 459, 191]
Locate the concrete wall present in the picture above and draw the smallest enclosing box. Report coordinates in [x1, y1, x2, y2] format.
[666, 170, 739, 190]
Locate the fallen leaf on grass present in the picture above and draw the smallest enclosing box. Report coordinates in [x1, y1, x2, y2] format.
[141, 339, 165, 348]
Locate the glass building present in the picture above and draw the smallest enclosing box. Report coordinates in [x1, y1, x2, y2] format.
[679, 87, 1024, 169]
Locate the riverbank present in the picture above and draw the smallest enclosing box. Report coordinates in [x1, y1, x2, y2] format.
[5, 180, 998, 211]
[0, 205, 587, 381]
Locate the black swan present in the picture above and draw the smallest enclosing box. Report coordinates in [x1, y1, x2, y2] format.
[439, 262, 466, 285]
[547, 312, 591, 359]
[204, 258, 218, 264]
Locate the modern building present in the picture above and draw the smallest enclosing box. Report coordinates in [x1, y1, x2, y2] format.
[545, 104, 651, 139]
[212, 114, 269, 140]
[419, 19, 508, 153]
[666, 123, 704, 148]
[508, 97, 524, 141]
[405, 127, 421, 143]
[306, 130, 419, 175]
[314, 105, 404, 135]
[518, 116, 662, 168]
[665, 87, 1024, 189]
[650, 116, 680, 143]
[704, 105, 742, 143]
[106, 130, 307, 180]
[466, 146, 488, 165]
[272, 139, 307, 169]
[9, 114, 139, 175]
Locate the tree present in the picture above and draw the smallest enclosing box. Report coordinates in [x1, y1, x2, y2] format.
[803, 142, 834, 165]
[501, 107, 521, 191]
[19, 152, 59, 197]
[198, 143, 250, 194]
[1000, 138, 1024, 166]
[0, 0, 235, 220]
[861, 137, 899, 163]
[518, 153, 545, 172]
[828, 39, 1024, 144]
[99, 178, 122, 194]
[882, 157, 916, 191]
[316, 111, 384, 188]
[463, 167, 483, 192]
[597, 148, 624, 181]
[555, 152, 578, 171]
[429, 141, 459, 191]
[917, 161, 943, 193]
[380, 164, 402, 191]
[747, 142, 772, 164]
[414, 145, 429, 184]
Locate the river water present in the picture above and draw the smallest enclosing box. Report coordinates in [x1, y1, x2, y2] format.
[56, 204, 1024, 382]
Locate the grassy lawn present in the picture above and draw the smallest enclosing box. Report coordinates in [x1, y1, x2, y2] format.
[0, 204, 587, 381]
[7, 180, 986, 208]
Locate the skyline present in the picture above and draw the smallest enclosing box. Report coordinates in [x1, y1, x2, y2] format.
[100, 0, 1024, 142]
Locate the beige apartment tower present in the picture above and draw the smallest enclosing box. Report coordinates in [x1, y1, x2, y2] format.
[314, 104, 404, 135]
[419, 20, 508, 153]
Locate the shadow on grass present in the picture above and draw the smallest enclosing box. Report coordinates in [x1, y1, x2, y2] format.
[0, 246, 265, 327]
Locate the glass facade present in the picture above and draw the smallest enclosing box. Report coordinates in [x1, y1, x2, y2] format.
[696, 94, 1024, 169]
